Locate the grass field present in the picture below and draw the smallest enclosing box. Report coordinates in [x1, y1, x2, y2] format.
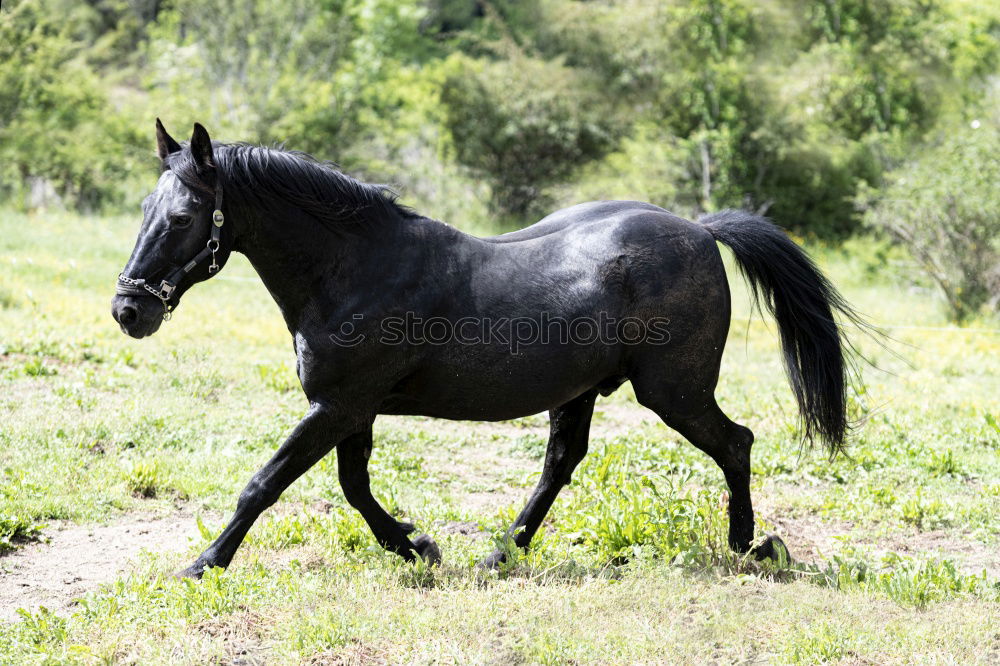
[1, 208, 999, 664]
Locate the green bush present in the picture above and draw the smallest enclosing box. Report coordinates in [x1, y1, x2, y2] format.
[554, 123, 691, 214]
[801, 0, 949, 138]
[440, 53, 619, 221]
[862, 117, 1000, 321]
[1, 0, 997, 240]
[143, 0, 358, 151]
[0, 0, 148, 210]
[144, 0, 434, 157]
[528, 0, 889, 237]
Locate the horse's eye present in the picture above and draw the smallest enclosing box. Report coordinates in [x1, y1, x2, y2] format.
[170, 214, 193, 229]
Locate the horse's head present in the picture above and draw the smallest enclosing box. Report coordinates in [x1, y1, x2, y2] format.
[112, 120, 235, 338]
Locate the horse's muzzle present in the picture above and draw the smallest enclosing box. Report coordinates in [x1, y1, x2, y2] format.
[111, 294, 164, 338]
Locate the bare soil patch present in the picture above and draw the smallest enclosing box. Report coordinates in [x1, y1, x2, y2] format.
[767, 513, 857, 564]
[591, 397, 661, 437]
[878, 528, 1000, 578]
[763, 507, 1000, 578]
[0, 512, 212, 622]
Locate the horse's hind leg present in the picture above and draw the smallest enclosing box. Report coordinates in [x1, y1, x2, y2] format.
[662, 401, 756, 553]
[479, 389, 598, 569]
[633, 382, 785, 559]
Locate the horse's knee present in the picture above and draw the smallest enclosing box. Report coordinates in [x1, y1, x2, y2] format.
[339, 476, 367, 510]
[239, 475, 279, 510]
[730, 424, 754, 464]
[540, 441, 589, 488]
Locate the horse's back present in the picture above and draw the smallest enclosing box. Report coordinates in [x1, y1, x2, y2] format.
[494, 199, 733, 394]
[473, 199, 732, 386]
[482, 200, 725, 307]
[486, 200, 691, 244]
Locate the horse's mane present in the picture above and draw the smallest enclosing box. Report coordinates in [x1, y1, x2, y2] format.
[167, 142, 417, 230]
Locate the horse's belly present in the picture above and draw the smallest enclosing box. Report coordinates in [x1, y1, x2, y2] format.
[378, 352, 614, 421]
[380, 393, 559, 421]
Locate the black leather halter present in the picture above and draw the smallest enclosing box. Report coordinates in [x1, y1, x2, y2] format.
[116, 178, 226, 320]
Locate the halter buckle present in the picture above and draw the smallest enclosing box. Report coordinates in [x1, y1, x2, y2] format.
[207, 238, 220, 273]
[213, 210, 225, 227]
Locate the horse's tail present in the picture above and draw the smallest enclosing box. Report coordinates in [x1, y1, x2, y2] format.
[699, 209, 864, 455]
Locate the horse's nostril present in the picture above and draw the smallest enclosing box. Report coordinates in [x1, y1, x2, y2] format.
[119, 305, 138, 325]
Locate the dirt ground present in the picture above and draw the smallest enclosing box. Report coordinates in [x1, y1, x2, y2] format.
[0, 513, 208, 622]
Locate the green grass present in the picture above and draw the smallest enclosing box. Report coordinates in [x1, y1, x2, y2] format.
[0, 513, 45, 554]
[1, 208, 999, 663]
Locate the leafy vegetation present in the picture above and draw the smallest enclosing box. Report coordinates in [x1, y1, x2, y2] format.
[0, 0, 146, 209]
[123, 459, 169, 498]
[861, 111, 1000, 321]
[0, 513, 45, 553]
[441, 52, 618, 219]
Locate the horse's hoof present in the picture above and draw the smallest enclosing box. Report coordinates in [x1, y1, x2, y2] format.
[412, 534, 441, 566]
[477, 550, 505, 571]
[173, 563, 208, 580]
[753, 534, 791, 564]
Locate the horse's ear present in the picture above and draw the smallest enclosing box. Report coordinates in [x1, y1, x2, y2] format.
[190, 122, 215, 171]
[155, 118, 181, 161]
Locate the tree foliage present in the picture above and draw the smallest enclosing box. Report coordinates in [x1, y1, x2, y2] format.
[0, 0, 146, 209]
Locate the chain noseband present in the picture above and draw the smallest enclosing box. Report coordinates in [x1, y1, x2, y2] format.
[116, 179, 226, 320]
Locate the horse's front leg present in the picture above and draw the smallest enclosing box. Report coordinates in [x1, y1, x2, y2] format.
[176, 400, 356, 578]
[337, 429, 442, 564]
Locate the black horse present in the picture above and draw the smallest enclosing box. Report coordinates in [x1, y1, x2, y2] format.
[112, 121, 861, 576]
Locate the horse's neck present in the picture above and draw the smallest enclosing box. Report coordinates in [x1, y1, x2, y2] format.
[236, 206, 444, 331]
[235, 207, 348, 326]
